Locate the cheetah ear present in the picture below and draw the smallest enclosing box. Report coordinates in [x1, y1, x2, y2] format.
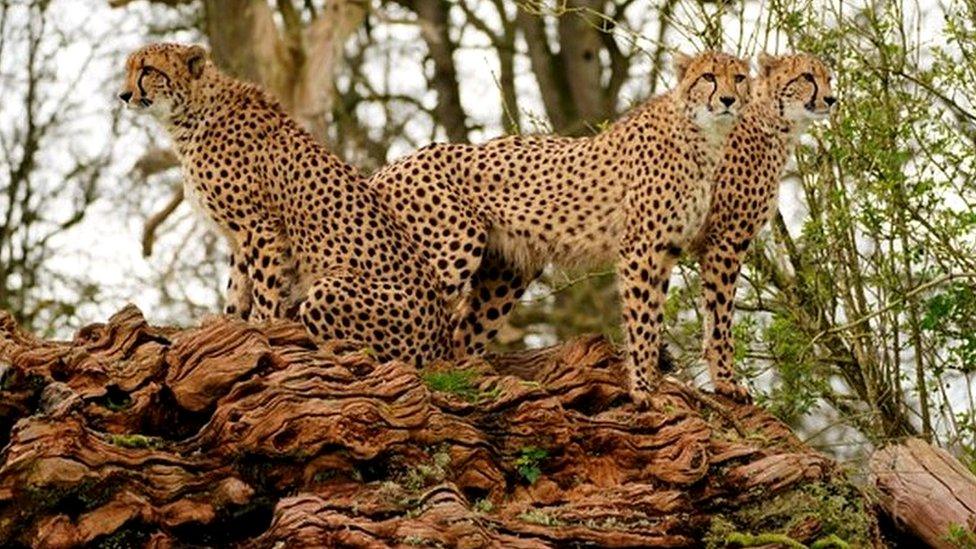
[672, 52, 693, 79]
[185, 44, 208, 79]
[758, 52, 783, 78]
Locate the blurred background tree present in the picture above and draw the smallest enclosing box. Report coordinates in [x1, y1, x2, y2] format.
[0, 1, 118, 335]
[2, 0, 976, 467]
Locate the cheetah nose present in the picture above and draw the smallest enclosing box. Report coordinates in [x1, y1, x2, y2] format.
[118, 91, 133, 103]
[719, 96, 736, 107]
[823, 96, 837, 107]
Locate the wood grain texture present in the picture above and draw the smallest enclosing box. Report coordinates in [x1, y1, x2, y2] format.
[872, 437, 976, 547]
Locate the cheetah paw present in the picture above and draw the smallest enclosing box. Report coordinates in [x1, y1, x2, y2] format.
[714, 380, 751, 403]
[630, 388, 654, 411]
[628, 376, 666, 410]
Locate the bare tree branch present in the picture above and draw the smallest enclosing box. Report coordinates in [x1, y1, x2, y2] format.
[142, 186, 185, 257]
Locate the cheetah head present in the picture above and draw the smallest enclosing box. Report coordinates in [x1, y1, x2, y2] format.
[757, 53, 836, 124]
[673, 51, 751, 130]
[118, 43, 210, 120]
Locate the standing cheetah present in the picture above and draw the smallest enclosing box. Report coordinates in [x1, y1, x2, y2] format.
[119, 43, 451, 365]
[368, 52, 751, 404]
[691, 53, 836, 400]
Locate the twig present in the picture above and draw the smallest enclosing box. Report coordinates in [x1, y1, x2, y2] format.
[142, 186, 185, 257]
[805, 272, 976, 350]
[665, 377, 749, 438]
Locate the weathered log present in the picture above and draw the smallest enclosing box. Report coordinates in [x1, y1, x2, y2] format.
[871, 437, 976, 548]
[0, 305, 883, 548]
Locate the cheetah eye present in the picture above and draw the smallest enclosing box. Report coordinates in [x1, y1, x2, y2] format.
[702, 73, 716, 83]
[734, 74, 746, 83]
[802, 72, 815, 82]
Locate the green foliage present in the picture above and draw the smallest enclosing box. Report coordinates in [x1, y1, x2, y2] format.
[945, 523, 976, 549]
[105, 434, 162, 449]
[401, 449, 451, 492]
[514, 446, 549, 484]
[961, 443, 976, 477]
[421, 369, 482, 402]
[504, 270, 621, 350]
[704, 482, 874, 548]
[731, 315, 758, 366]
[923, 283, 976, 374]
[720, 530, 808, 548]
[756, 314, 825, 425]
[472, 497, 494, 514]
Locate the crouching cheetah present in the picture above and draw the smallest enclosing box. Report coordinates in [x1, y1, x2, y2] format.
[691, 53, 836, 400]
[119, 43, 451, 365]
[368, 52, 751, 405]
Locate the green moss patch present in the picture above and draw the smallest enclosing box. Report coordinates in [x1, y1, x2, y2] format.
[105, 434, 162, 449]
[422, 368, 496, 402]
[704, 482, 874, 548]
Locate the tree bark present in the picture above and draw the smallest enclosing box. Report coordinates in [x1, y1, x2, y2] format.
[202, 0, 293, 96]
[871, 438, 976, 548]
[290, 0, 367, 140]
[515, 6, 576, 133]
[556, 0, 610, 127]
[411, 0, 470, 143]
[200, 0, 364, 141]
[0, 305, 885, 547]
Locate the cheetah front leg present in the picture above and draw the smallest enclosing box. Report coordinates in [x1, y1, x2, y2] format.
[698, 237, 751, 401]
[451, 250, 538, 358]
[618, 231, 682, 408]
[242, 220, 299, 322]
[224, 246, 253, 320]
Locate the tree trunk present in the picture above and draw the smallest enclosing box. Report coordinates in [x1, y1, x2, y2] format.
[556, 0, 610, 128]
[412, 0, 470, 143]
[0, 306, 883, 547]
[515, 7, 576, 134]
[871, 438, 976, 548]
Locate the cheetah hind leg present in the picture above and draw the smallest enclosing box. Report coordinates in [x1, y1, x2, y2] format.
[224, 248, 253, 320]
[451, 250, 538, 358]
[300, 273, 452, 367]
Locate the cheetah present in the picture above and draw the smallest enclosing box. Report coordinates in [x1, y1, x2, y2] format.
[690, 52, 836, 400]
[368, 52, 751, 405]
[119, 43, 452, 365]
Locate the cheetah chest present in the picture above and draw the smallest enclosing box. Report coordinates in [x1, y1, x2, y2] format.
[182, 170, 234, 242]
[676, 174, 714, 245]
[675, 133, 726, 246]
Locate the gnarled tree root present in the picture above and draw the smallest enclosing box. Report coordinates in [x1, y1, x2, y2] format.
[0, 305, 882, 548]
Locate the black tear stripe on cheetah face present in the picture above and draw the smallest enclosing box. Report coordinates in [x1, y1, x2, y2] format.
[368, 51, 751, 406]
[121, 42, 452, 365]
[692, 52, 835, 402]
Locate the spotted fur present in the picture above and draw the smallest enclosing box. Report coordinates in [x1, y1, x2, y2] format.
[691, 52, 836, 400]
[368, 52, 751, 405]
[120, 43, 451, 365]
